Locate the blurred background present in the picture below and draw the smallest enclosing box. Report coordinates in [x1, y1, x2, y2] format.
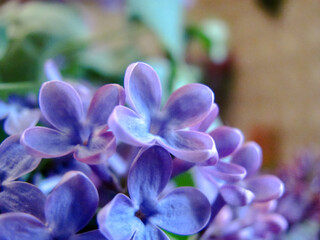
[0, 0, 319, 167]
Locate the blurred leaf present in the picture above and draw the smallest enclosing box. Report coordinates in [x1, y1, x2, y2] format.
[127, 0, 185, 61]
[173, 171, 195, 187]
[0, 24, 7, 59]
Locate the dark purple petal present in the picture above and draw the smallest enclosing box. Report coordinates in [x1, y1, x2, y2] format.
[87, 84, 125, 127]
[231, 142, 262, 176]
[71, 230, 107, 240]
[202, 161, 247, 183]
[74, 132, 116, 164]
[163, 83, 214, 129]
[98, 193, 141, 240]
[244, 175, 284, 202]
[153, 187, 211, 235]
[210, 126, 244, 158]
[44, 59, 63, 81]
[0, 135, 41, 182]
[21, 127, 75, 158]
[133, 224, 169, 240]
[0, 213, 50, 240]
[45, 171, 98, 238]
[0, 181, 46, 222]
[220, 184, 254, 206]
[190, 104, 219, 132]
[161, 130, 217, 163]
[39, 80, 84, 133]
[128, 146, 172, 204]
[124, 62, 162, 117]
[4, 108, 41, 135]
[108, 106, 155, 146]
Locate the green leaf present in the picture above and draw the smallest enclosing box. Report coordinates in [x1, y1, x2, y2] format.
[0, 24, 8, 60]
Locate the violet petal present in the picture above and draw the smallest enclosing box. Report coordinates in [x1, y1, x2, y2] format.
[0, 135, 41, 182]
[220, 184, 255, 206]
[190, 103, 219, 132]
[160, 130, 216, 163]
[0, 181, 46, 222]
[21, 127, 75, 158]
[39, 80, 84, 134]
[125, 62, 162, 118]
[128, 146, 172, 205]
[255, 213, 288, 235]
[133, 224, 169, 240]
[0, 212, 50, 240]
[44, 59, 63, 81]
[71, 230, 107, 240]
[153, 187, 211, 235]
[87, 84, 125, 127]
[45, 171, 98, 238]
[163, 83, 214, 129]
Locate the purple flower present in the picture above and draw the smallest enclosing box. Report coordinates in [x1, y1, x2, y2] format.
[108, 62, 217, 163]
[0, 171, 106, 240]
[21, 80, 125, 164]
[0, 135, 45, 220]
[98, 146, 211, 239]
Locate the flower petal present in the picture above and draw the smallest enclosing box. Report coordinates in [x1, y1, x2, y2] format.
[71, 230, 108, 240]
[0, 181, 46, 222]
[133, 224, 169, 240]
[98, 193, 141, 240]
[210, 126, 244, 158]
[44, 59, 63, 81]
[128, 146, 172, 204]
[39, 80, 84, 133]
[0, 135, 41, 182]
[244, 175, 284, 202]
[163, 83, 214, 129]
[87, 84, 125, 127]
[220, 184, 255, 206]
[160, 130, 217, 163]
[231, 142, 262, 176]
[190, 104, 219, 132]
[45, 171, 98, 238]
[108, 106, 155, 146]
[255, 213, 288, 235]
[74, 131, 116, 164]
[153, 187, 211, 235]
[21, 127, 75, 158]
[0, 212, 50, 240]
[124, 62, 162, 117]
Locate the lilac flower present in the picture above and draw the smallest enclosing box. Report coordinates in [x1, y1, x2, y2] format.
[108, 62, 217, 163]
[98, 146, 211, 239]
[21, 80, 125, 164]
[0, 171, 106, 240]
[0, 135, 44, 221]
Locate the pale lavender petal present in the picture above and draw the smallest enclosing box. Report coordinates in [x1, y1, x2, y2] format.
[44, 59, 63, 81]
[128, 146, 172, 204]
[0, 135, 41, 182]
[74, 132, 116, 164]
[163, 83, 214, 129]
[160, 130, 217, 163]
[39, 80, 84, 133]
[4, 108, 41, 135]
[108, 106, 155, 146]
[210, 126, 244, 158]
[0, 213, 50, 240]
[71, 230, 107, 240]
[87, 84, 125, 127]
[125, 62, 162, 117]
[0, 181, 46, 222]
[231, 142, 262, 176]
[220, 184, 254, 206]
[190, 104, 219, 132]
[0, 100, 9, 119]
[133, 224, 169, 240]
[255, 214, 288, 235]
[45, 171, 98, 238]
[244, 175, 284, 202]
[21, 127, 75, 158]
[98, 193, 141, 240]
[153, 187, 211, 235]
[203, 161, 247, 183]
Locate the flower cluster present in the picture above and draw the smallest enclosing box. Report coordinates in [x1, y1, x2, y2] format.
[0, 62, 286, 240]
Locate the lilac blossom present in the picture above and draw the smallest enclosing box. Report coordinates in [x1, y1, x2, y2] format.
[108, 62, 217, 163]
[0, 135, 44, 221]
[21, 80, 125, 164]
[98, 145, 211, 239]
[0, 171, 106, 240]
